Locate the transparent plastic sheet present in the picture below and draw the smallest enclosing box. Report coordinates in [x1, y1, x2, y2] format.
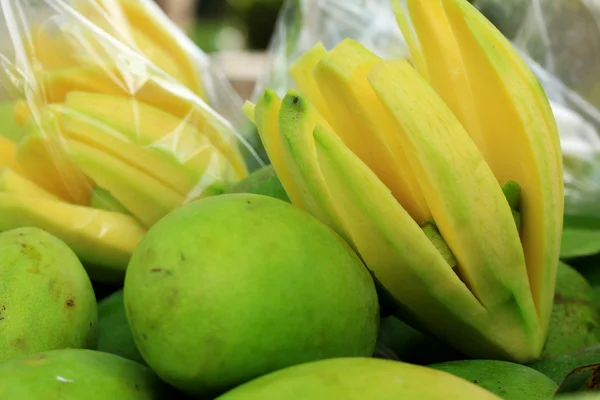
[0, 0, 262, 283]
[254, 0, 600, 220]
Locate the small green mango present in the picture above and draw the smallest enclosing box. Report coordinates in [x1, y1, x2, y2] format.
[542, 263, 600, 358]
[226, 165, 290, 202]
[0, 349, 175, 399]
[529, 345, 600, 384]
[376, 316, 465, 364]
[0, 227, 98, 363]
[97, 290, 144, 365]
[429, 359, 557, 400]
[215, 358, 501, 400]
[124, 194, 379, 398]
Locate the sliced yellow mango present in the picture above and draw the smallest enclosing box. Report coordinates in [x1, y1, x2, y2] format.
[253, 90, 304, 209]
[113, 0, 206, 99]
[406, 0, 482, 152]
[56, 106, 198, 195]
[28, 25, 78, 70]
[17, 121, 93, 205]
[368, 60, 540, 356]
[0, 136, 20, 171]
[312, 123, 535, 361]
[442, 0, 563, 335]
[313, 39, 430, 224]
[0, 168, 59, 200]
[63, 91, 232, 178]
[64, 138, 184, 227]
[289, 42, 334, 122]
[0, 192, 145, 282]
[278, 91, 351, 244]
[13, 101, 31, 126]
[41, 66, 248, 179]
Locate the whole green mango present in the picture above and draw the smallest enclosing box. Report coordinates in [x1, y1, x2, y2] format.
[124, 194, 379, 398]
[215, 357, 501, 400]
[429, 359, 557, 399]
[0, 227, 97, 362]
[97, 290, 144, 365]
[0, 349, 175, 399]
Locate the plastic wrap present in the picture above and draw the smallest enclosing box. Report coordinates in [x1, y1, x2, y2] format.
[254, 0, 600, 220]
[0, 0, 261, 282]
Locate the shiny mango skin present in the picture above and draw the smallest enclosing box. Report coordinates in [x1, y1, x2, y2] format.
[0, 349, 175, 399]
[0, 227, 98, 363]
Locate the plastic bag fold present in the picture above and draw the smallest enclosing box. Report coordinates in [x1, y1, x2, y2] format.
[254, 0, 600, 220]
[0, 0, 261, 282]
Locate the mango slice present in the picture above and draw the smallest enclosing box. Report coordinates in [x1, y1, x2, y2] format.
[368, 59, 541, 357]
[441, 0, 563, 334]
[0, 193, 145, 279]
[288, 42, 334, 122]
[278, 92, 351, 245]
[64, 139, 184, 227]
[253, 90, 304, 209]
[312, 39, 430, 224]
[56, 106, 198, 195]
[0, 136, 20, 171]
[17, 121, 92, 205]
[0, 168, 59, 200]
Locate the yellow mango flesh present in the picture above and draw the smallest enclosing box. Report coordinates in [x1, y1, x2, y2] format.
[41, 68, 247, 179]
[368, 60, 540, 356]
[253, 90, 305, 209]
[0, 193, 145, 278]
[289, 42, 334, 122]
[312, 39, 430, 224]
[278, 92, 352, 245]
[64, 139, 184, 227]
[17, 124, 92, 205]
[312, 123, 534, 361]
[63, 91, 232, 178]
[0, 136, 20, 171]
[0, 168, 59, 200]
[441, 0, 563, 334]
[406, 0, 483, 152]
[114, 0, 206, 99]
[56, 106, 197, 195]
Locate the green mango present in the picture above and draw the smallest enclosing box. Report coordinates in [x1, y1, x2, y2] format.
[215, 357, 501, 400]
[529, 345, 600, 384]
[124, 193, 379, 398]
[97, 290, 144, 365]
[0, 349, 175, 399]
[429, 359, 557, 399]
[376, 316, 465, 365]
[0, 227, 98, 363]
[226, 165, 290, 203]
[0, 101, 22, 142]
[556, 394, 600, 399]
[541, 263, 600, 358]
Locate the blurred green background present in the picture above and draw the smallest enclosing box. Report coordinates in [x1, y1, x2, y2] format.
[184, 0, 284, 53]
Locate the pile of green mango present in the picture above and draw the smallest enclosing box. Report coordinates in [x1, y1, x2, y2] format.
[3, 0, 600, 399]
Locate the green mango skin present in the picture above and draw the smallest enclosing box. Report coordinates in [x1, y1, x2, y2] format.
[0, 227, 98, 363]
[429, 359, 557, 400]
[542, 263, 600, 358]
[556, 394, 600, 400]
[529, 345, 600, 384]
[0, 349, 175, 399]
[215, 357, 501, 400]
[97, 290, 145, 365]
[124, 193, 379, 398]
[226, 165, 290, 203]
[376, 316, 466, 365]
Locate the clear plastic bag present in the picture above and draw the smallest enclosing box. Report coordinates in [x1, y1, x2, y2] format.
[0, 0, 261, 282]
[255, 0, 600, 220]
